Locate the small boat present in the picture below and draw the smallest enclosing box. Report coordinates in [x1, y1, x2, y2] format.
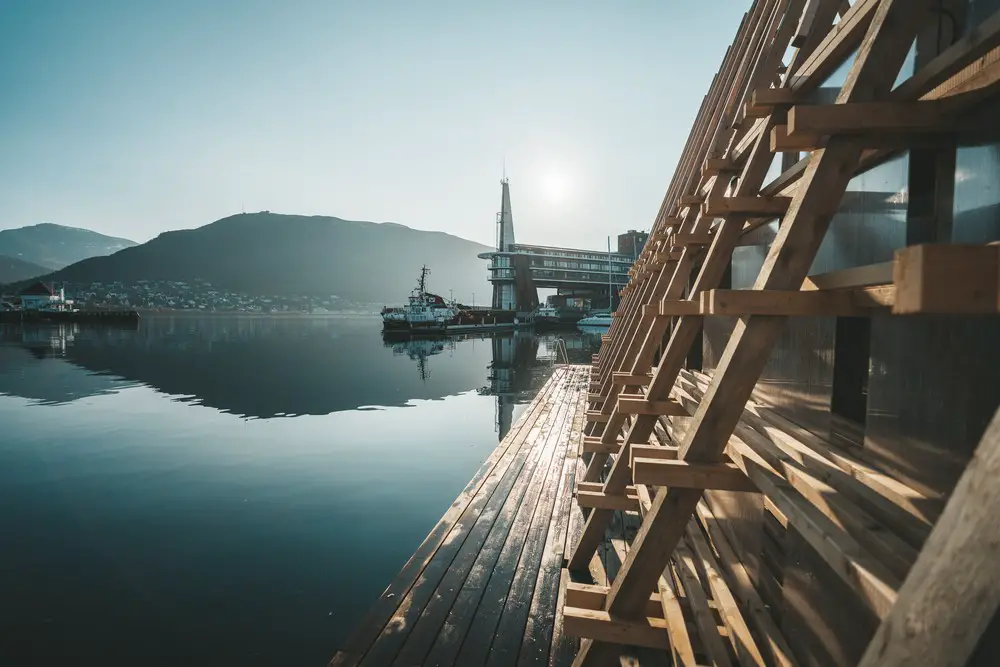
[576, 312, 614, 329]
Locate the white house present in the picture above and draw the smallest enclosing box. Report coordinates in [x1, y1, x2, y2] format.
[19, 282, 72, 311]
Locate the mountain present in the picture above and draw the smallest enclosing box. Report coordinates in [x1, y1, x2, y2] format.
[31, 213, 494, 304]
[0, 223, 137, 270]
[0, 255, 49, 284]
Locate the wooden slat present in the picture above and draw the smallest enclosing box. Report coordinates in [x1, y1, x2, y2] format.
[618, 396, 689, 416]
[633, 458, 759, 492]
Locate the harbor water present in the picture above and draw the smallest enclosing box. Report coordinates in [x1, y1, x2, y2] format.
[0, 316, 600, 667]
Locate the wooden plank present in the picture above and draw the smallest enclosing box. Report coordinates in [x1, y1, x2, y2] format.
[660, 300, 702, 316]
[801, 261, 894, 290]
[565, 581, 665, 619]
[857, 407, 1000, 667]
[562, 607, 670, 650]
[685, 520, 767, 667]
[787, 100, 956, 136]
[576, 490, 640, 512]
[618, 396, 689, 417]
[517, 392, 586, 667]
[703, 196, 792, 218]
[390, 372, 573, 665]
[612, 372, 654, 386]
[585, 411, 610, 423]
[330, 371, 564, 667]
[449, 374, 580, 666]
[892, 243, 1000, 314]
[696, 502, 800, 667]
[673, 231, 715, 246]
[581, 436, 622, 455]
[633, 458, 758, 492]
[700, 288, 886, 316]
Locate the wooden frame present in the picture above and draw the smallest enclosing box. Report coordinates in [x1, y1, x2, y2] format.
[564, 1, 1000, 665]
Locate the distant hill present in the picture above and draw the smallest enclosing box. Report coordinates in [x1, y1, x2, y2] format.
[0, 254, 49, 284]
[0, 223, 136, 270]
[31, 213, 494, 304]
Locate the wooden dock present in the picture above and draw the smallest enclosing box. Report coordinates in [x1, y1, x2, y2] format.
[331, 365, 589, 667]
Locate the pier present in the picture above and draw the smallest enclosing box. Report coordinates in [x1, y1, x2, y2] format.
[331, 365, 589, 667]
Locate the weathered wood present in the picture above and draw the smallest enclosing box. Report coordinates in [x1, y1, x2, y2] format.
[332, 367, 588, 667]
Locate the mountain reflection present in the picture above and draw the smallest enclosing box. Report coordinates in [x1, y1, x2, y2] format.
[0, 317, 601, 421]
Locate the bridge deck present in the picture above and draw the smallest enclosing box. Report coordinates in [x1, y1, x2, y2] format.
[330, 365, 589, 667]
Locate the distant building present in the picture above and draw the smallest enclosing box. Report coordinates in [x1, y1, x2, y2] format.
[19, 282, 72, 311]
[617, 230, 649, 261]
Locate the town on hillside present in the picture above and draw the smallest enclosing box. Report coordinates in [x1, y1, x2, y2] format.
[0, 279, 355, 314]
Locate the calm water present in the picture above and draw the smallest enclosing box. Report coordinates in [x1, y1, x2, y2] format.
[0, 317, 600, 667]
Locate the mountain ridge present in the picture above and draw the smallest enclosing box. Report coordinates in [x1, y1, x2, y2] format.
[25, 212, 493, 304]
[0, 223, 137, 270]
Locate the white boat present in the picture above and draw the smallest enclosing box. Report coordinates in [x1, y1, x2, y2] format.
[576, 312, 613, 328]
[381, 266, 459, 334]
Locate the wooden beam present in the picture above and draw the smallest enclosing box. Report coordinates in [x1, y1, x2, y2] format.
[788, 100, 956, 136]
[673, 231, 715, 246]
[633, 458, 758, 492]
[678, 194, 706, 207]
[562, 606, 670, 650]
[703, 196, 792, 218]
[660, 300, 702, 316]
[892, 243, 1000, 314]
[612, 372, 653, 386]
[582, 436, 623, 455]
[565, 580, 664, 619]
[585, 411, 610, 423]
[856, 407, 1000, 667]
[700, 287, 892, 316]
[702, 157, 740, 174]
[575, 490, 640, 512]
[618, 396, 689, 417]
[801, 261, 894, 289]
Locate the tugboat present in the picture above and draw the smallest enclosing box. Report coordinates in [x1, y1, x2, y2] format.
[381, 266, 459, 335]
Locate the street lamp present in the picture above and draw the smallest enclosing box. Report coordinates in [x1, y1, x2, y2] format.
[472, 292, 476, 308]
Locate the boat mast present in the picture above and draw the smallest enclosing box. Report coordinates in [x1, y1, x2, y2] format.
[418, 265, 429, 295]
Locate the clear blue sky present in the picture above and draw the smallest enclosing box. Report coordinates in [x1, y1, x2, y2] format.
[0, 0, 747, 248]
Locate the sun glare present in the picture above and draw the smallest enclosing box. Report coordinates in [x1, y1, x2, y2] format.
[540, 170, 571, 205]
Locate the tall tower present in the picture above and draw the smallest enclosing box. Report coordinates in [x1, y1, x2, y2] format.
[491, 178, 517, 310]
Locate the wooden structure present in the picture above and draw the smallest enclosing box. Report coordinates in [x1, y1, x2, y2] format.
[567, 1, 1000, 666]
[331, 365, 590, 667]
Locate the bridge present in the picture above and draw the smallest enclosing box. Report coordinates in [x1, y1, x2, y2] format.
[477, 179, 648, 313]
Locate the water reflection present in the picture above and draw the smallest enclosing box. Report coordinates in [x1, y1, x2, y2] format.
[0, 318, 601, 427]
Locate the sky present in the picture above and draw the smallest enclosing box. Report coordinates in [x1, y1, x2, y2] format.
[0, 0, 748, 249]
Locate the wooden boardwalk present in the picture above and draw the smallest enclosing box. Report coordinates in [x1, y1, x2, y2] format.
[331, 365, 589, 667]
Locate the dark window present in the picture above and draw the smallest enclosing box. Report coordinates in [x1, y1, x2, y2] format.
[831, 317, 871, 426]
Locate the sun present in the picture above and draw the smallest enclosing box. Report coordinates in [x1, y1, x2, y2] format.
[540, 170, 571, 205]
